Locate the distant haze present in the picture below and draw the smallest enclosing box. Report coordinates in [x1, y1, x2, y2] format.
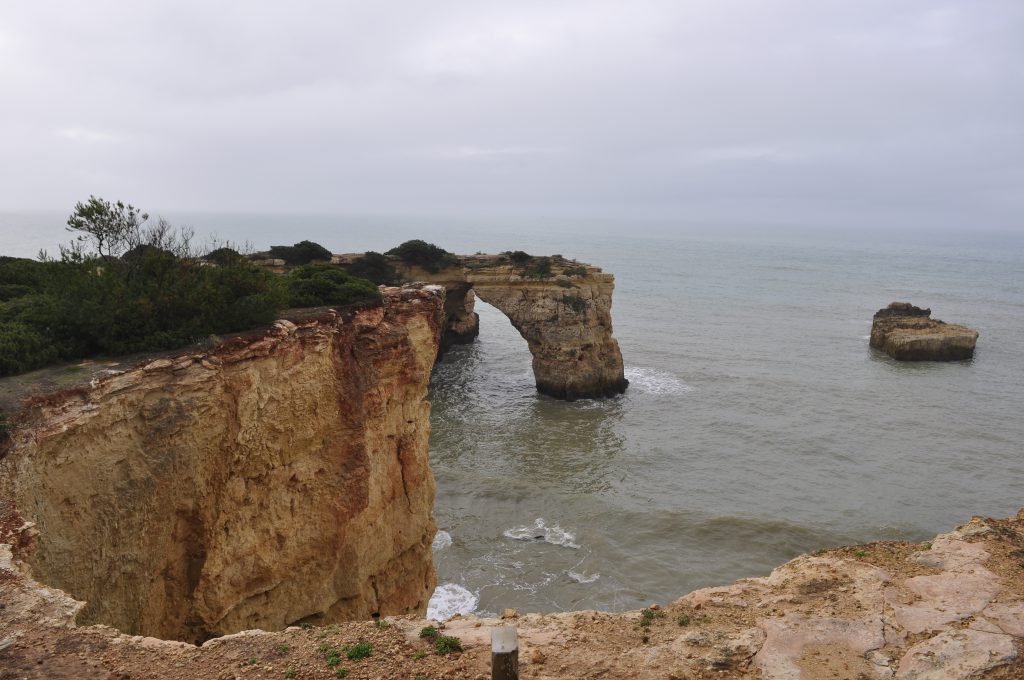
[1, 1, 1021, 229]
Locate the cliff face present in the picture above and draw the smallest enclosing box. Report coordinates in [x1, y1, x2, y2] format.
[395, 255, 628, 400]
[0, 284, 445, 643]
[870, 302, 979, 361]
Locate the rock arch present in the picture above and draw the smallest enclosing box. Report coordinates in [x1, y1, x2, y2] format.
[391, 255, 628, 400]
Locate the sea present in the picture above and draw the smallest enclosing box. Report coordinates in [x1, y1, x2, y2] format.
[3, 211, 1023, 621]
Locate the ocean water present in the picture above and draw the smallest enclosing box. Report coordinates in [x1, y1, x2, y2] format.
[3, 212, 1023, 620]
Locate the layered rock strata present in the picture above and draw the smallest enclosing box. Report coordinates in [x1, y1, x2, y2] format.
[2, 509, 1022, 678]
[392, 255, 627, 400]
[0, 284, 445, 643]
[870, 302, 979, 361]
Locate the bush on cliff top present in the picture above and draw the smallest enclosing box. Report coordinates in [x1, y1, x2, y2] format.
[386, 239, 457, 273]
[341, 251, 400, 286]
[265, 240, 333, 265]
[285, 264, 382, 308]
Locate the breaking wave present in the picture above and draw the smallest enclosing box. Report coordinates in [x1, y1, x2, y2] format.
[427, 583, 478, 620]
[624, 367, 691, 395]
[503, 518, 580, 549]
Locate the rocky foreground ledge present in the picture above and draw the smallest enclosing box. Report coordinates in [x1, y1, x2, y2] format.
[2, 509, 1022, 679]
[870, 302, 979, 361]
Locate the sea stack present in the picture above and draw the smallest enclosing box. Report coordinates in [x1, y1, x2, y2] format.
[870, 302, 979, 361]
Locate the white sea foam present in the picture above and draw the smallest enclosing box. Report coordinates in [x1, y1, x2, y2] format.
[503, 518, 580, 549]
[624, 367, 692, 395]
[432, 530, 452, 551]
[861, 335, 871, 340]
[427, 583, 478, 620]
[567, 570, 600, 583]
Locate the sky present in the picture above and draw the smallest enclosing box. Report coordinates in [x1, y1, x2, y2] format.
[1, 1, 1022, 229]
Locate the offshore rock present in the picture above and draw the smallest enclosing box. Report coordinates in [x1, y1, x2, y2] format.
[0, 285, 445, 643]
[870, 302, 978, 361]
[392, 254, 628, 400]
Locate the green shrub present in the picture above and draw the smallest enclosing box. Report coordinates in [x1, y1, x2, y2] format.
[344, 642, 372, 661]
[268, 240, 333, 265]
[418, 625, 438, 640]
[0, 284, 35, 301]
[561, 295, 588, 315]
[386, 240, 457, 273]
[0, 321, 60, 376]
[203, 247, 244, 266]
[562, 266, 587, 277]
[506, 250, 532, 264]
[285, 264, 381, 308]
[343, 251, 400, 286]
[523, 256, 553, 279]
[435, 635, 462, 655]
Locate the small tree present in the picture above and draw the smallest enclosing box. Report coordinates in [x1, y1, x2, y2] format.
[66, 196, 149, 259]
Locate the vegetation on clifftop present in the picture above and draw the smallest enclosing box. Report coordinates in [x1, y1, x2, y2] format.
[0, 198, 381, 377]
[386, 239, 458, 273]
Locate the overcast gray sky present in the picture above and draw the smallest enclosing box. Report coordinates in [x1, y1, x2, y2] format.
[1, 1, 1021, 228]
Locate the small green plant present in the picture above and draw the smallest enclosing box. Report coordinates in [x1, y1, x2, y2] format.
[854, 550, 868, 558]
[418, 625, 439, 640]
[345, 642, 373, 661]
[561, 294, 587, 314]
[276, 643, 290, 655]
[640, 608, 655, 628]
[416, 674, 427, 680]
[562, 266, 587, 277]
[677, 614, 690, 627]
[523, 256, 553, 279]
[326, 648, 342, 667]
[285, 668, 296, 679]
[374, 619, 390, 629]
[413, 650, 427, 660]
[318, 642, 331, 653]
[246, 656, 258, 665]
[435, 635, 463, 655]
[335, 668, 349, 678]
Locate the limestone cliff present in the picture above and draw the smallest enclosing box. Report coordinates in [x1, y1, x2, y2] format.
[870, 302, 979, 361]
[0, 284, 445, 643]
[391, 255, 628, 400]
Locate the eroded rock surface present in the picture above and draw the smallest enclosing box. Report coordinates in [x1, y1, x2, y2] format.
[0, 285, 445, 643]
[392, 254, 628, 400]
[3, 509, 1022, 679]
[870, 302, 978, 361]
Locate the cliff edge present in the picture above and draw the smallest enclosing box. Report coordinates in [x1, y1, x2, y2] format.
[2, 508, 1021, 678]
[0, 284, 446, 643]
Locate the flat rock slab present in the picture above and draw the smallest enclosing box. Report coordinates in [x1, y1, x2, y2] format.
[870, 302, 978, 361]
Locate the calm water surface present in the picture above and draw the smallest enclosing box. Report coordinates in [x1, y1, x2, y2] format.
[3, 212, 1022, 619]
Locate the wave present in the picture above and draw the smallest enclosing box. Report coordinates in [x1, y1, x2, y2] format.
[432, 530, 452, 551]
[567, 570, 600, 584]
[427, 583, 478, 620]
[503, 518, 580, 549]
[624, 367, 692, 395]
